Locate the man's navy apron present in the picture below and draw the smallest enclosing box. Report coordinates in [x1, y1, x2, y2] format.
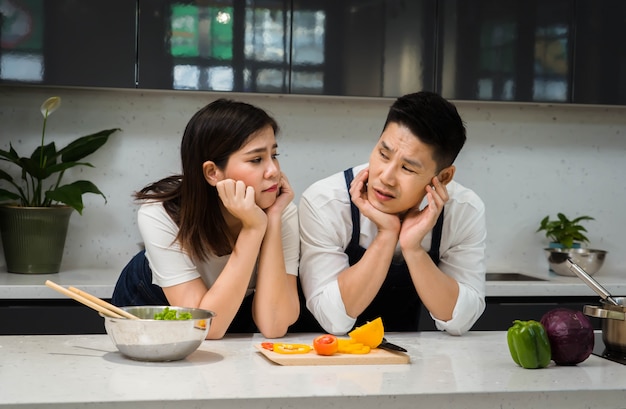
[291, 167, 444, 333]
[343, 167, 444, 331]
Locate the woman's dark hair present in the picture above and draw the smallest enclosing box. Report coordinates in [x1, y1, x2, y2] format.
[383, 91, 466, 172]
[135, 99, 279, 260]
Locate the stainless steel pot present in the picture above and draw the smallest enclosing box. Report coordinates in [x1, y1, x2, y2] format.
[584, 297, 626, 353]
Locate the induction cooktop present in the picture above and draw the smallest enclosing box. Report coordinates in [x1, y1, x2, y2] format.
[592, 332, 626, 365]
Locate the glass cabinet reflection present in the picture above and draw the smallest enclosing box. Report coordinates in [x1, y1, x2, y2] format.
[4, 0, 622, 105]
[138, 0, 436, 96]
[291, 0, 436, 97]
[437, 0, 573, 103]
[138, 0, 291, 93]
[572, 0, 626, 105]
[0, 0, 136, 88]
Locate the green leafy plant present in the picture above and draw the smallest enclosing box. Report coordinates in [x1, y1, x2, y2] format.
[536, 213, 594, 248]
[0, 96, 120, 214]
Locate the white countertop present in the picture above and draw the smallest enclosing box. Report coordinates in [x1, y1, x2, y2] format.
[1, 268, 625, 299]
[485, 270, 626, 297]
[1, 331, 624, 409]
[0, 268, 119, 299]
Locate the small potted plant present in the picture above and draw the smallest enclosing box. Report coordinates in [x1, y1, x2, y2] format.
[537, 213, 607, 276]
[0, 96, 120, 274]
[536, 213, 594, 248]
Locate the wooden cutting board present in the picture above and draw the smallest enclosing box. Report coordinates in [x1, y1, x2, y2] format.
[255, 344, 410, 366]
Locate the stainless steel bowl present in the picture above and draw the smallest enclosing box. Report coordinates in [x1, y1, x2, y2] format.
[545, 248, 607, 277]
[102, 306, 215, 361]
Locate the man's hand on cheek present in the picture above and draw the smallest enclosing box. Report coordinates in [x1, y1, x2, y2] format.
[399, 176, 448, 251]
[349, 168, 400, 233]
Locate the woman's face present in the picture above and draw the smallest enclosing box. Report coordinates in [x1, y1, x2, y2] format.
[221, 125, 281, 209]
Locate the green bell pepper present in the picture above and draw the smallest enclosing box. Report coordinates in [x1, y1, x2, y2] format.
[507, 319, 551, 369]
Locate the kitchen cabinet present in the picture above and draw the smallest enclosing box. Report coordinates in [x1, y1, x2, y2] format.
[133, 0, 626, 103]
[571, 0, 626, 105]
[2, 0, 438, 97]
[290, 0, 436, 97]
[2, 1, 624, 102]
[0, 296, 601, 335]
[436, 0, 626, 106]
[0, 299, 106, 335]
[0, 0, 136, 88]
[418, 296, 603, 331]
[137, 0, 436, 96]
[137, 0, 291, 93]
[437, 0, 573, 103]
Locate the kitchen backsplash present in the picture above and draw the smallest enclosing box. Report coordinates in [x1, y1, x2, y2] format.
[1, 86, 625, 277]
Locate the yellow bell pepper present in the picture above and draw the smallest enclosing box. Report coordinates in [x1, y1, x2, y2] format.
[337, 338, 371, 354]
[272, 343, 312, 354]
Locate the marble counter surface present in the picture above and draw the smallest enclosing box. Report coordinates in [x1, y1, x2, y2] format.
[1, 331, 624, 409]
[0, 268, 119, 299]
[485, 270, 626, 297]
[1, 268, 624, 300]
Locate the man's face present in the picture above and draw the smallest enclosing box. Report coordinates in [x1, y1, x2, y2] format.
[367, 122, 439, 215]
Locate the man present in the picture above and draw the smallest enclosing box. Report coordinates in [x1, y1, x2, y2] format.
[298, 91, 486, 335]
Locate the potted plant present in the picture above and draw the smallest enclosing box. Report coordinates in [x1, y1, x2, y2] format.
[0, 96, 120, 274]
[536, 212, 594, 248]
[537, 213, 607, 276]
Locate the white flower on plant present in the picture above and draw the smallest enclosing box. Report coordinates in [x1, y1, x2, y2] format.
[40, 96, 61, 118]
[38, 96, 62, 168]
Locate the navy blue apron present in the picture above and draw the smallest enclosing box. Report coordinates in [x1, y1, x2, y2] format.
[111, 250, 168, 306]
[343, 167, 443, 331]
[112, 250, 257, 333]
[290, 168, 444, 333]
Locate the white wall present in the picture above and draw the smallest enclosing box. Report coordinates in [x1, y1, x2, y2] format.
[1, 86, 625, 276]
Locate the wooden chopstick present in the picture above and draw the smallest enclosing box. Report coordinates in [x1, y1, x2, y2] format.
[68, 286, 139, 320]
[45, 280, 138, 320]
[45, 280, 122, 318]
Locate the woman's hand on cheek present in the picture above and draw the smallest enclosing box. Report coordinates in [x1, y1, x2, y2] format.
[216, 179, 267, 229]
[265, 172, 294, 218]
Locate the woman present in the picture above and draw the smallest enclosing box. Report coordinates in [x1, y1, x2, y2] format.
[112, 99, 300, 339]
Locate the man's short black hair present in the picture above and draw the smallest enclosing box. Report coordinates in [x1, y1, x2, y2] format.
[383, 91, 466, 171]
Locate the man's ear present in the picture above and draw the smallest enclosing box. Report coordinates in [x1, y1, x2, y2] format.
[437, 165, 456, 186]
[203, 161, 222, 186]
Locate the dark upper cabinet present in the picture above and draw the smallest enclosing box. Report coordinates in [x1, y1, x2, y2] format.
[437, 0, 574, 103]
[0, 0, 136, 88]
[137, 0, 291, 93]
[137, 0, 436, 97]
[291, 0, 436, 97]
[572, 0, 626, 105]
[2, 0, 624, 105]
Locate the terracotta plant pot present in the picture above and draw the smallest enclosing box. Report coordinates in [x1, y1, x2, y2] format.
[0, 205, 73, 274]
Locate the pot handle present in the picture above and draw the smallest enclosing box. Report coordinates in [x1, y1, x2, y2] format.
[583, 305, 625, 321]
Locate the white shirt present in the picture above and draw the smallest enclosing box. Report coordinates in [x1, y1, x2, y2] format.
[138, 201, 300, 295]
[299, 163, 486, 335]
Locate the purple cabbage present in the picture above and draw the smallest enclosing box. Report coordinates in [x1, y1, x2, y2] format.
[540, 308, 594, 365]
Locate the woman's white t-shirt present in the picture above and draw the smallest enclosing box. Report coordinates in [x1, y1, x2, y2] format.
[138, 201, 299, 296]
